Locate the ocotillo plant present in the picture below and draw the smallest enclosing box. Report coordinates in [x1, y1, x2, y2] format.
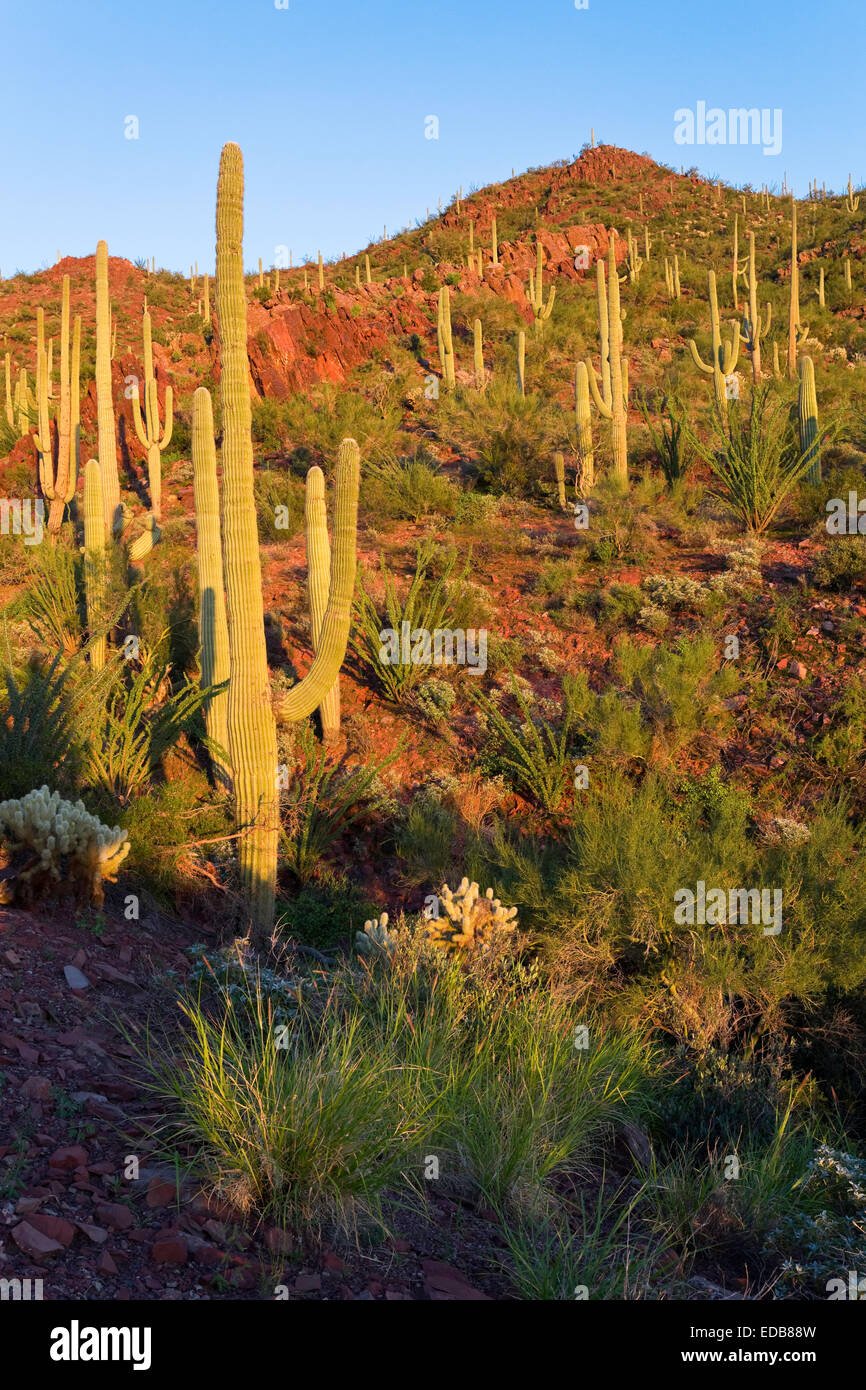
[739, 231, 771, 383]
[574, 361, 594, 488]
[530, 239, 555, 330]
[83, 459, 107, 671]
[214, 143, 361, 939]
[473, 318, 485, 388]
[798, 356, 821, 485]
[34, 275, 80, 538]
[437, 287, 456, 390]
[584, 243, 629, 483]
[687, 268, 740, 412]
[131, 310, 173, 520]
[517, 330, 526, 396]
[95, 241, 121, 539]
[305, 466, 340, 742]
[845, 176, 860, 213]
[191, 386, 231, 790]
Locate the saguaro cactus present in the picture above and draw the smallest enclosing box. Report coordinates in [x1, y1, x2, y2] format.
[786, 198, 808, 378]
[3, 352, 12, 428]
[437, 287, 456, 389]
[845, 176, 860, 213]
[584, 242, 629, 483]
[131, 309, 173, 519]
[214, 143, 361, 938]
[687, 268, 740, 412]
[35, 276, 80, 538]
[491, 215, 498, 266]
[83, 459, 107, 671]
[798, 355, 821, 485]
[739, 231, 771, 383]
[473, 318, 485, 388]
[95, 241, 121, 539]
[216, 142, 281, 934]
[530, 238, 556, 330]
[818, 265, 825, 308]
[517, 330, 526, 396]
[365, 253, 371, 285]
[553, 452, 567, 510]
[192, 386, 231, 789]
[574, 361, 594, 488]
[305, 466, 340, 742]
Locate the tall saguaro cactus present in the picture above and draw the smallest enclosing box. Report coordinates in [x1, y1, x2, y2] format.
[437, 287, 456, 389]
[574, 361, 594, 488]
[529, 238, 556, 331]
[95, 241, 121, 539]
[739, 231, 771, 383]
[687, 268, 740, 412]
[798, 355, 821, 485]
[192, 386, 231, 790]
[305, 466, 340, 742]
[83, 459, 107, 671]
[35, 276, 80, 538]
[473, 318, 485, 388]
[584, 243, 629, 483]
[491, 215, 499, 266]
[216, 142, 281, 934]
[131, 309, 173, 520]
[787, 198, 808, 378]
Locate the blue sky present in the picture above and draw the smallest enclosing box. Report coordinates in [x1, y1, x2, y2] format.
[1, 0, 863, 274]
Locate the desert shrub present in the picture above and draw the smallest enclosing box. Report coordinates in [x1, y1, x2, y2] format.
[811, 536, 866, 590]
[472, 675, 577, 813]
[254, 471, 305, 541]
[361, 450, 457, 522]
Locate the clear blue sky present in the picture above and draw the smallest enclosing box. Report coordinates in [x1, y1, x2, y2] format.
[1, 0, 863, 275]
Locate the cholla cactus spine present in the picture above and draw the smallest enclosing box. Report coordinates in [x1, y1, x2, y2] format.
[424, 878, 518, 954]
[355, 911, 398, 964]
[0, 786, 130, 909]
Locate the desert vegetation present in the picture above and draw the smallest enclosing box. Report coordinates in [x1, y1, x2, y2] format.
[1, 137, 865, 1306]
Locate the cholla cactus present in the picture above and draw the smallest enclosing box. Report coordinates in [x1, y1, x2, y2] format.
[355, 912, 398, 964]
[0, 787, 130, 908]
[424, 878, 518, 955]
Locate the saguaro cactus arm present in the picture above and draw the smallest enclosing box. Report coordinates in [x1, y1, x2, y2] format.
[275, 438, 360, 725]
